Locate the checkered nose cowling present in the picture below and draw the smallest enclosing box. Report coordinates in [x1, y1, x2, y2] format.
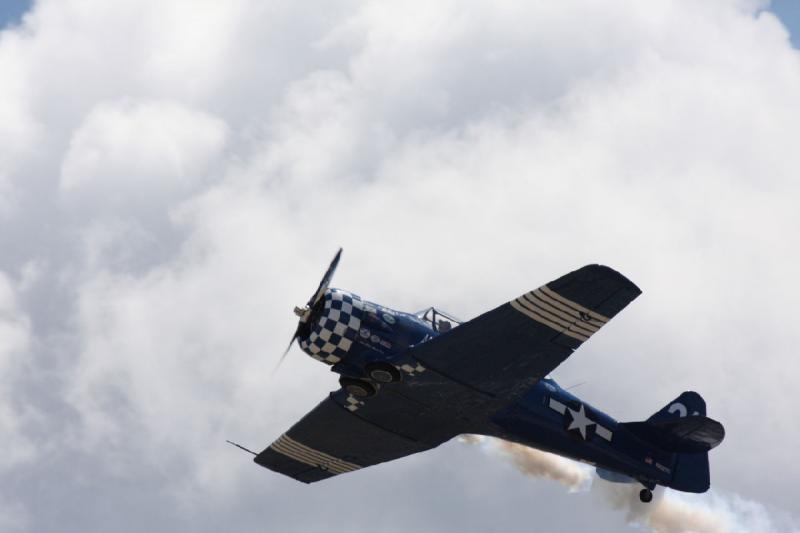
[298, 289, 363, 364]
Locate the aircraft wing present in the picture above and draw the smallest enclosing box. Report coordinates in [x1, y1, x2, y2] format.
[253, 393, 434, 483]
[408, 264, 641, 398]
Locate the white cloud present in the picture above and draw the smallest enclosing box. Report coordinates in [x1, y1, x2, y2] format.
[59, 99, 228, 193]
[1, 0, 799, 531]
[0, 29, 40, 215]
[0, 272, 34, 472]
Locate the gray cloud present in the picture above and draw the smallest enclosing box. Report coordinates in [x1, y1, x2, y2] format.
[1, 0, 799, 531]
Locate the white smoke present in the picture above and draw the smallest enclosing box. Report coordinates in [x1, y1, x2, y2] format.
[494, 438, 592, 492]
[599, 484, 799, 533]
[461, 435, 797, 533]
[601, 484, 728, 533]
[459, 434, 593, 493]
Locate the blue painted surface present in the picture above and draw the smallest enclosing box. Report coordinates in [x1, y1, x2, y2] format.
[0, 0, 31, 29]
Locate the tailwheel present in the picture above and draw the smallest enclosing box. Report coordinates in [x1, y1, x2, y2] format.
[339, 377, 377, 398]
[366, 362, 402, 384]
[639, 488, 653, 503]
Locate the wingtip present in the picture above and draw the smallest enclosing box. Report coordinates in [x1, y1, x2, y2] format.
[583, 264, 643, 296]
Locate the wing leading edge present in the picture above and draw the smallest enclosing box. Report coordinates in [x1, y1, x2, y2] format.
[254, 395, 433, 483]
[408, 264, 642, 398]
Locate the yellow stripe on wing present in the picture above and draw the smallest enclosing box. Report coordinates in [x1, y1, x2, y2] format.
[270, 434, 362, 474]
[510, 285, 610, 342]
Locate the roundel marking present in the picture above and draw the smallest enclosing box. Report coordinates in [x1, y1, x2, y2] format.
[668, 402, 688, 418]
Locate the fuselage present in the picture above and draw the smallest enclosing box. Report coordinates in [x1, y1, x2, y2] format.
[296, 288, 672, 489]
[492, 378, 672, 487]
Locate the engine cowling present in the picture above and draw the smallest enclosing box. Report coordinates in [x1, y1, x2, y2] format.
[297, 288, 437, 366]
[298, 289, 364, 364]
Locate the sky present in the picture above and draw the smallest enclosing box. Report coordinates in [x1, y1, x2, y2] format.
[1, 1, 800, 532]
[771, 0, 800, 46]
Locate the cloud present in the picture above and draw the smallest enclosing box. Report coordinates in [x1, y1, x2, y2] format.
[1, 0, 799, 531]
[59, 99, 228, 194]
[0, 271, 35, 471]
[0, 29, 40, 215]
[0, 498, 29, 533]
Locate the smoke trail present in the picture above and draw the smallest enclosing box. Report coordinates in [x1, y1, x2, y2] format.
[458, 434, 592, 492]
[594, 473, 800, 532]
[460, 435, 794, 533]
[600, 484, 729, 533]
[494, 439, 591, 492]
[457, 434, 483, 445]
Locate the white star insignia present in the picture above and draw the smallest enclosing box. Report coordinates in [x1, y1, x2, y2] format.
[567, 404, 595, 440]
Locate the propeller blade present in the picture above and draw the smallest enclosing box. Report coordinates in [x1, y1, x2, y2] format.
[306, 247, 342, 308]
[276, 248, 342, 373]
[274, 332, 298, 373]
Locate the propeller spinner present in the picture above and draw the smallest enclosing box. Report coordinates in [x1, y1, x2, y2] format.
[276, 248, 343, 369]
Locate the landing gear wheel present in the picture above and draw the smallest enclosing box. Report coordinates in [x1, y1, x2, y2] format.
[639, 488, 653, 503]
[366, 362, 402, 384]
[339, 377, 377, 398]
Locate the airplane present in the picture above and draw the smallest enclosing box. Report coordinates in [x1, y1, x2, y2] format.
[246, 249, 725, 503]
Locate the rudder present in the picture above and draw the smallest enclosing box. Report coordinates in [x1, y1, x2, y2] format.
[671, 451, 710, 493]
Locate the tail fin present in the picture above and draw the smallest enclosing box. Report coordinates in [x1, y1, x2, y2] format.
[621, 391, 724, 493]
[624, 391, 723, 453]
[648, 391, 706, 421]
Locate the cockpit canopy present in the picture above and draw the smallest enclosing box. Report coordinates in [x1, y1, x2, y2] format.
[415, 307, 463, 333]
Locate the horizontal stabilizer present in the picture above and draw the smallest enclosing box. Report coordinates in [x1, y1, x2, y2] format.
[622, 416, 725, 453]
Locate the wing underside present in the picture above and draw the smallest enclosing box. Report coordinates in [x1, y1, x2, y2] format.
[409, 264, 642, 398]
[254, 395, 434, 483]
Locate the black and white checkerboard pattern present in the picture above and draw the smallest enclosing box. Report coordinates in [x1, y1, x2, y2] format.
[299, 289, 363, 364]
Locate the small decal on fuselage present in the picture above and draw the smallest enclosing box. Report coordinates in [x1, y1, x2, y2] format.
[668, 402, 688, 417]
[345, 395, 364, 412]
[549, 397, 567, 414]
[595, 424, 613, 441]
[398, 362, 426, 377]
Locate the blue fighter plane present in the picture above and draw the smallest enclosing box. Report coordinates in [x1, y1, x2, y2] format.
[252, 249, 725, 503]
